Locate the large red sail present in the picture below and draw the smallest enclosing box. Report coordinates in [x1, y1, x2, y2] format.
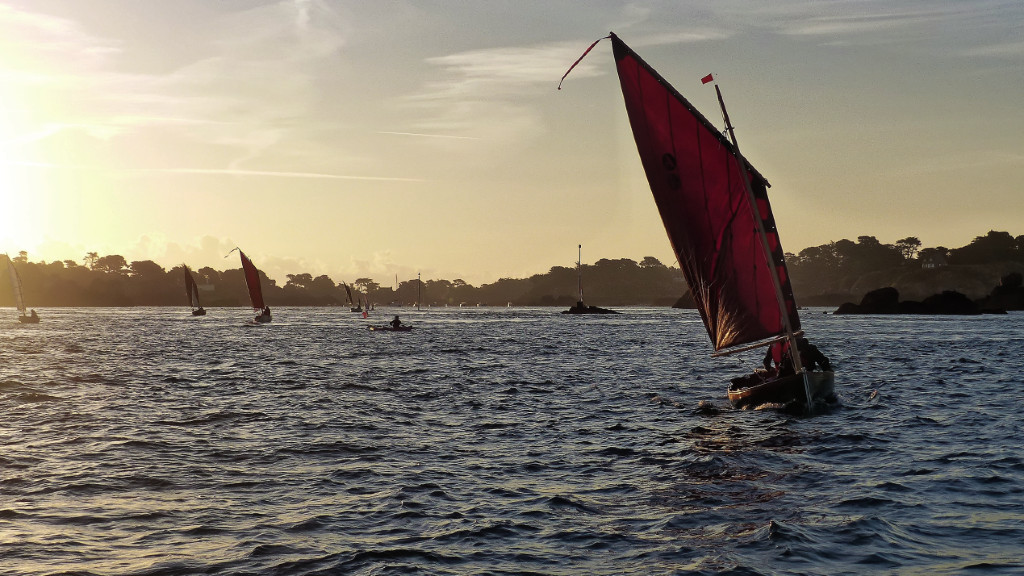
[611, 34, 800, 351]
[238, 250, 266, 310]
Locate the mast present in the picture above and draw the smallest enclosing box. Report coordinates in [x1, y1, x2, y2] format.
[577, 244, 583, 304]
[6, 256, 26, 314]
[417, 272, 421, 311]
[712, 82, 813, 409]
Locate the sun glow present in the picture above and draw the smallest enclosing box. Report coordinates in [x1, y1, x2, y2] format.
[0, 102, 42, 255]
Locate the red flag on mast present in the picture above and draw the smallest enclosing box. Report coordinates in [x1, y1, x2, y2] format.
[701, 73, 714, 84]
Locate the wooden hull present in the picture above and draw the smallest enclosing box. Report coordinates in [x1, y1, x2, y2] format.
[728, 371, 835, 409]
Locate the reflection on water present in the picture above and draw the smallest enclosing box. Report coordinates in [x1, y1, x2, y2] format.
[1, 307, 1022, 575]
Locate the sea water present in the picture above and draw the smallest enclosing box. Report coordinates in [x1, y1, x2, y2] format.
[1, 307, 1021, 575]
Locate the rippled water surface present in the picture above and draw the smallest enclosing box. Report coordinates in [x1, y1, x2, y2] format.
[2, 307, 1022, 575]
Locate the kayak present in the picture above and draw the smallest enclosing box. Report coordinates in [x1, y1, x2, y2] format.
[368, 325, 412, 332]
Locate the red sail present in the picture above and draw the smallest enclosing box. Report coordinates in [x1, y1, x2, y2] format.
[238, 250, 266, 311]
[183, 265, 200, 308]
[611, 34, 800, 351]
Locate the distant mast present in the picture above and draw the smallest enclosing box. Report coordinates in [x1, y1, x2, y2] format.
[577, 244, 583, 305]
[417, 272, 421, 311]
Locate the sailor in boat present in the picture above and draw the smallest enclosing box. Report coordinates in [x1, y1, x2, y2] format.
[256, 306, 271, 321]
[30, 309, 38, 320]
[763, 337, 831, 378]
[390, 315, 402, 329]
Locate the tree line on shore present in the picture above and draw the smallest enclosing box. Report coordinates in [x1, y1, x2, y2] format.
[2, 230, 1022, 308]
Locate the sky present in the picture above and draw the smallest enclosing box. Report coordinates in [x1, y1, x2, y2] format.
[1, 1, 1021, 286]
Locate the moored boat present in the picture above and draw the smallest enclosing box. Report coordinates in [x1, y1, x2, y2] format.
[561, 245, 619, 315]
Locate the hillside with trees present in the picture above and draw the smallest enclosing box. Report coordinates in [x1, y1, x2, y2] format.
[2, 230, 1022, 309]
[0, 253, 686, 308]
[788, 230, 1024, 304]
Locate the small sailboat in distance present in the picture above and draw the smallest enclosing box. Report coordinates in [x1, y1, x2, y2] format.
[183, 265, 206, 316]
[5, 254, 39, 323]
[228, 248, 271, 323]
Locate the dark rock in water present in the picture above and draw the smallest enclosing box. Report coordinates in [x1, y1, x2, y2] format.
[976, 272, 1024, 312]
[834, 287, 980, 315]
[833, 302, 862, 315]
[860, 286, 900, 314]
[921, 291, 979, 315]
[897, 300, 929, 314]
[562, 301, 619, 315]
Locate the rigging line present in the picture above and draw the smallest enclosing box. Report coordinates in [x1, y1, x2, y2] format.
[557, 34, 611, 90]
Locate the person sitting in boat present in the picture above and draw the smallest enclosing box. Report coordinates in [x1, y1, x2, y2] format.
[390, 315, 402, 329]
[763, 338, 831, 376]
[30, 309, 38, 319]
[796, 337, 832, 372]
[763, 340, 793, 377]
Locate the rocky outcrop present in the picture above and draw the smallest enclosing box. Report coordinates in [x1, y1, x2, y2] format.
[834, 287, 981, 315]
[975, 272, 1024, 312]
[562, 300, 619, 315]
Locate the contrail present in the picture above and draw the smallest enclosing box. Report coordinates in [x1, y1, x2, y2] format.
[378, 131, 479, 140]
[6, 161, 422, 182]
[128, 167, 424, 182]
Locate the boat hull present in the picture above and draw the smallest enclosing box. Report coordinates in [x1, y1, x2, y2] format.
[728, 371, 835, 409]
[192, 309, 207, 316]
[368, 325, 412, 332]
[254, 313, 271, 323]
[18, 315, 40, 324]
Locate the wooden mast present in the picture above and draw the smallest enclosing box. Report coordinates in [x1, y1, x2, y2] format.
[712, 82, 815, 410]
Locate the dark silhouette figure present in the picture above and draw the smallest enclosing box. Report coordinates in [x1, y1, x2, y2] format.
[390, 315, 402, 329]
[763, 337, 832, 377]
[797, 337, 832, 372]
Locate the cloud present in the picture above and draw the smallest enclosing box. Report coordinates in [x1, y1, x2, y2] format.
[703, 1, 968, 42]
[632, 29, 733, 47]
[378, 131, 480, 141]
[0, 2, 352, 171]
[400, 41, 609, 142]
[963, 41, 1024, 58]
[122, 167, 422, 182]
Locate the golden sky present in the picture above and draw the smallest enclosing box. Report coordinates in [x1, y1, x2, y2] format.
[1, 1, 1021, 285]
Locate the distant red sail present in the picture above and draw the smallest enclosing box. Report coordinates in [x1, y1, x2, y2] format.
[238, 250, 266, 311]
[183, 265, 201, 308]
[611, 34, 800, 351]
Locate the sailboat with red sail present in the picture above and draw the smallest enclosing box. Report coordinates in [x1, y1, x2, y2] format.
[5, 254, 39, 323]
[183, 265, 206, 316]
[229, 248, 271, 323]
[568, 33, 834, 409]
